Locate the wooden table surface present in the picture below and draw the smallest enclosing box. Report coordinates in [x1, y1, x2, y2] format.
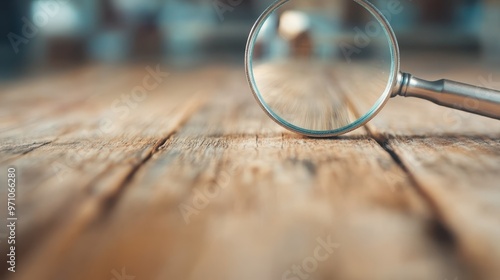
[1, 56, 500, 280]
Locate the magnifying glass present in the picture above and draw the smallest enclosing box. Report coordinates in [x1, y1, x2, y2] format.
[245, 0, 500, 137]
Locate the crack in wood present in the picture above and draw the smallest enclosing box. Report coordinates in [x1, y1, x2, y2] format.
[337, 82, 459, 252]
[100, 93, 210, 214]
[101, 137, 170, 211]
[0, 140, 54, 164]
[369, 132, 458, 244]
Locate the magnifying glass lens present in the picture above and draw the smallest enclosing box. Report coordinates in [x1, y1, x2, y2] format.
[249, 0, 396, 135]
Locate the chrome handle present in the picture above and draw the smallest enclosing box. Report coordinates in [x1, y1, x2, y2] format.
[395, 72, 500, 120]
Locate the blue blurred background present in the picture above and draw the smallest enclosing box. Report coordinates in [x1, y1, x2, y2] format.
[1, 0, 499, 80]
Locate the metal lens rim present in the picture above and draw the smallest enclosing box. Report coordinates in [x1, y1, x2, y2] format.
[244, 0, 401, 137]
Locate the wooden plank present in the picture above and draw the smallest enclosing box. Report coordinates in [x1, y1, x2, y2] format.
[3, 68, 466, 280]
[0, 65, 226, 280]
[366, 63, 500, 279]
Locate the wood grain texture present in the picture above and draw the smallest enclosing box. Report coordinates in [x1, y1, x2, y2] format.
[367, 59, 500, 280]
[1, 57, 499, 280]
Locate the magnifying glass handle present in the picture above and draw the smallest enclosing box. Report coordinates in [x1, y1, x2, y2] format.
[395, 72, 500, 120]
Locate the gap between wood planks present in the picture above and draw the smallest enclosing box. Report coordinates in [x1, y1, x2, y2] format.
[341, 89, 458, 248]
[98, 92, 209, 214]
[367, 127, 457, 243]
[0, 91, 209, 280]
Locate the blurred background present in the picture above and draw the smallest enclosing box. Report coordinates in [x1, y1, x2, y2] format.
[0, 0, 499, 81]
